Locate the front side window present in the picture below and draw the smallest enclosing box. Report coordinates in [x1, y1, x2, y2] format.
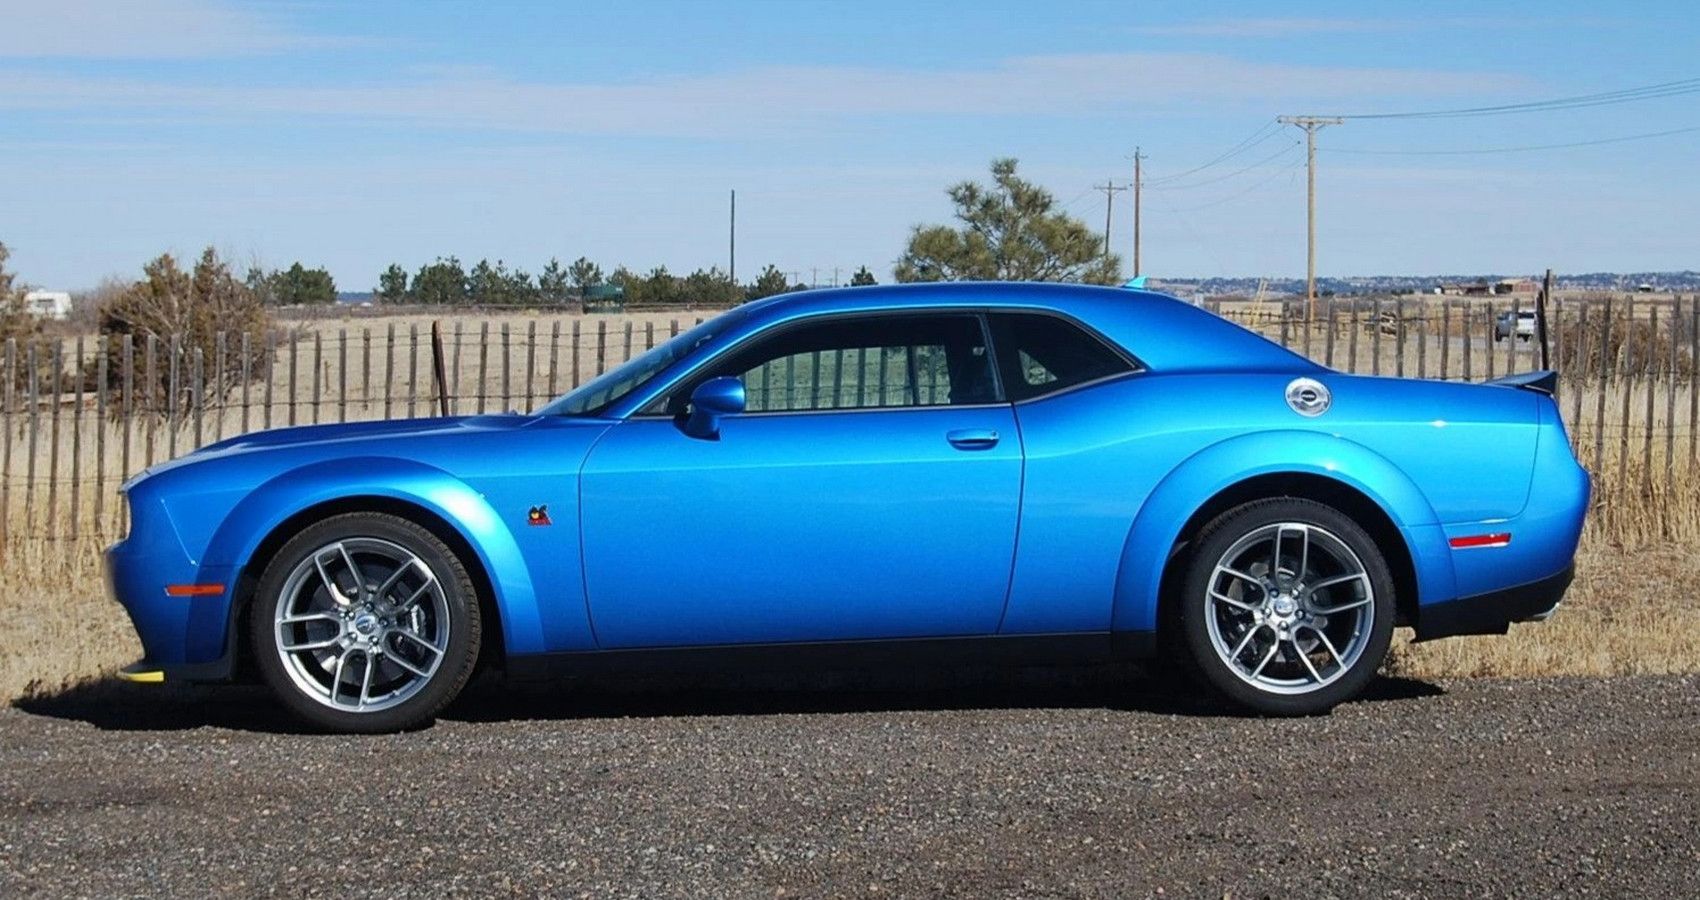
[987, 313, 1135, 401]
[541, 309, 744, 417]
[656, 313, 1000, 414]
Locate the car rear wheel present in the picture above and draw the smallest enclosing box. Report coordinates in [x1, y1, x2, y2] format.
[251, 512, 481, 733]
[1176, 498, 1394, 715]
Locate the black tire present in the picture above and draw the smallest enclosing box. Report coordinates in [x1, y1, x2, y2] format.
[1174, 497, 1395, 716]
[250, 512, 481, 733]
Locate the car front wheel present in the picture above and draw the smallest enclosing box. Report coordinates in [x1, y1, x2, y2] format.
[1176, 498, 1395, 715]
[251, 512, 481, 733]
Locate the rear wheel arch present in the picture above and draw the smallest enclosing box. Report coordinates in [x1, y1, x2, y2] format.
[233, 496, 506, 681]
[1158, 472, 1420, 639]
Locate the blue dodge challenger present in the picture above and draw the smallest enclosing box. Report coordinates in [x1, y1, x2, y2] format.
[108, 283, 1589, 731]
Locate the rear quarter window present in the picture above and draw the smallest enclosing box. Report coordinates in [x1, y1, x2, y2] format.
[988, 313, 1136, 401]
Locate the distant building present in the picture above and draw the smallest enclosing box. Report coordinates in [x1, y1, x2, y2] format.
[1435, 281, 1493, 296]
[23, 290, 72, 320]
[1494, 278, 1539, 295]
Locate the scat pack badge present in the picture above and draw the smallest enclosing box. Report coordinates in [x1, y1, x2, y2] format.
[526, 505, 552, 527]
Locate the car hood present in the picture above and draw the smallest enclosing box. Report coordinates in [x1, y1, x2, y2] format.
[127, 414, 607, 486]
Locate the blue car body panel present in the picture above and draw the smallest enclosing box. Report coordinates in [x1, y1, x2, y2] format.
[104, 282, 1589, 680]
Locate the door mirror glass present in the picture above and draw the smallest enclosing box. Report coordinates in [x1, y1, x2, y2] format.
[684, 376, 745, 439]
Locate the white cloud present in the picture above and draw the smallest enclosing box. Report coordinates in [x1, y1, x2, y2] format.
[1129, 16, 1619, 38]
[0, 51, 1527, 137]
[1130, 18, 1410, 38]
[0, 0, 338, 59]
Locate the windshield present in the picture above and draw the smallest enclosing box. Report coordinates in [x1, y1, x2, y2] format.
[539, 309, 744, 417]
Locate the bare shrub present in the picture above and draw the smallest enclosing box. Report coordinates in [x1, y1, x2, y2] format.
[89, 248, 275, 417]
[1555, 297, 1696, 382]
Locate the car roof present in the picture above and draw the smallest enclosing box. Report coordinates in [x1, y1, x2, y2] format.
[733, 282, 1316, 375]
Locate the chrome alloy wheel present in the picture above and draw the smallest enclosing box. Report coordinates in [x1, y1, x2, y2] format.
[273, 537, 451, 713]
[1203, 522, 1374, 695]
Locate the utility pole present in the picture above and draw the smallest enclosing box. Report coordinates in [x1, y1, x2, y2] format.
[1130, 147, 1145, 277]
[1276, 116, 1343, 317]
[1094, 181, 1128, 259]
[729, 189, 736, 283]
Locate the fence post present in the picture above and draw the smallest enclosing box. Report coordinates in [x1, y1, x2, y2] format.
[121, 335, 133, 489]
[1371, 296, 1382, 376]
[547, 321, 561, 400]
[432, 320, 450, 417]
[1323, 298, 1336, 368]
[24, 342, 38, 535]
[1644, 308, 1658, 501]
[526, 320, 538, 411]
[1569, 304, 1587, 452]
[47, 341, 62, 538]
[2, 339, 14, 549]
[71, 337, 85, 539]
[262, 331, 274, 432]
[239, 331, 251, 434]
[1617, 299, 1635, 501]
[192, 346, 205, 450]
[338, 329, 348, 423]
[311, 332, 322, 424]
[1667, 298, 1680, 485]
[571, 321, 581, 388]
[214, 331, 226, 441]
[623, 321, 633, 365]
[476, 322, 489, 414]
[1439, 301, 1451, 380]
[1594, 296, 1611, 471]
[95, 343, 107, 534]
[1346, 301, 1359, 373]
[595, 320, 606, 375]
[284, 331, 296, 428]
[451, 322, 464, 414]
[1395, 298, 1407, 377]
[167, 335, 181, 456]
[1690, 296, 1699, 473]
[384, 323, 397, 419]
[408, 324, 420, 419]
[1415, 299, 1426, 379]
[500, 323, 511, 412]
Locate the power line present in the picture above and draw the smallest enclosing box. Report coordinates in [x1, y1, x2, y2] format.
[1173, 159, 1305, 212]
[1143, 119, 1282, 185]
[1321, 76, 1700, 120]
[1322, 124, 1700, 156]
[1146, 141, 1301, 191]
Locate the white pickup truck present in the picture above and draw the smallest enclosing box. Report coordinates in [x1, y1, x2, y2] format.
[1494, 309, 1537, 342]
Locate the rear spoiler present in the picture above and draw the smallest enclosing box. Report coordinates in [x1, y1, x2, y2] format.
[1486, 370, 1557, 396]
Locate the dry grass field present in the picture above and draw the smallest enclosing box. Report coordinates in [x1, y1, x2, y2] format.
[1, 528, 1695, 704]
[1, 300, 1696, 704]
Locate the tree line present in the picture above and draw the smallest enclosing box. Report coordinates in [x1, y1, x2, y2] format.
[373, 257, 880, 307]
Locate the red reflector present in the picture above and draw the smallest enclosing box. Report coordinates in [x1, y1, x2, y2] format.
[1449, 533, 1511, 549]
[165, 584, 225, 597]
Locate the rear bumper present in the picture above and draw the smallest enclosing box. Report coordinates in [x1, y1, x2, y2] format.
[1413, 563, 1573, 642]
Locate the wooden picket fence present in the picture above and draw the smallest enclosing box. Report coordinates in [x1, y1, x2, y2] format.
[1, 296, 1696, 546]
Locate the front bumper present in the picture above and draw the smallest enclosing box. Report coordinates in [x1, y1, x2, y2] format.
[1413, 564, 1574, 642]
[105, 505, 240, 683]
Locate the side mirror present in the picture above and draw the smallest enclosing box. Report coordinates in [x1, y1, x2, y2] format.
[683, 376, 745, 439]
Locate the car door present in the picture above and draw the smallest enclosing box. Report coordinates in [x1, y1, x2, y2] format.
[578, 311, 1022, 648]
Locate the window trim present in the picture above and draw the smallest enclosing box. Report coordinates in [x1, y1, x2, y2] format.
[982, 309, 1145, 405]
[630, 307, 1008, 420]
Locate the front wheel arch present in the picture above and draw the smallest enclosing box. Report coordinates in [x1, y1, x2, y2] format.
[233, 496, 506, 683]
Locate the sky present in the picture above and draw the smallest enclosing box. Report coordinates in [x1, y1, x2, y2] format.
[1, 0, 1696, 291]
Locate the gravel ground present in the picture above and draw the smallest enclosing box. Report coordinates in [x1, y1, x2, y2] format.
[1, 672, 1697, 898]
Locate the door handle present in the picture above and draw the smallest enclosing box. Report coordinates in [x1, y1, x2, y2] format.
[946, 428, 1000, 450]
